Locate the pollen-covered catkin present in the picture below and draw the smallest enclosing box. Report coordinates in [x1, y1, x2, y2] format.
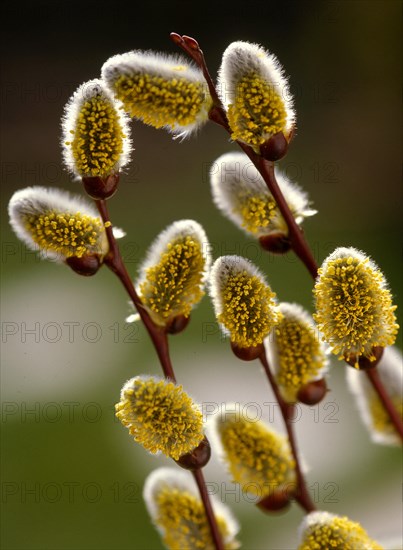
[298, 511, 383, 550]
[144, 468, 240, 550]
[314, 247, 398, 365]
[8, 186, 108, 261]
[208, 404, 296, 498]
[209, 255, 282, 348]
[265, 303, 328, 403]
[210, 151, 316, 239]
[134, 220, 211, 327]
[102, 51, 212, 137]
[346, 346, 403, 445]
[115, 376, 204, 460]
[62, 79, 131, 178]
[218, 41, 295, 149]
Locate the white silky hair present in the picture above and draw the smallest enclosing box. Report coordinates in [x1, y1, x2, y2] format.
[346, 345, 402, 445]
[210, 151, 316, 237]
[217, 41, 295, 134]
[143, 466, 240, 542]
[61, 78, 132, 177]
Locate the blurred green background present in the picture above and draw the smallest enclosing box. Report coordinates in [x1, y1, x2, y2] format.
[1, 1, 401, 549]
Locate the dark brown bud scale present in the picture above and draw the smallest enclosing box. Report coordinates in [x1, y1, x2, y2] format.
[259, 233, 292, 254]
[166, 315, 191, 335]
[175, 437, 211, 470]
[82, 173, 119, 200]
[66, 254, 102, 276]
[231, 341, 264, 361]
[260, 132, 289, 161]
[345, 346, 384, 370]
[297, 378, 327, 405]
[256, 489, 292, 513]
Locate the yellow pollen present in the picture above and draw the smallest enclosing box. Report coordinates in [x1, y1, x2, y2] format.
[218, 270, 281, 347]
[219, 418, 295, 496]
[140, 236, 205, 326]
[314, 256, 398, 362]
[369, 394, 403, 439]
[112, 73, 211, 129]
[237, 194, 277, 234]
[115, 378, 204, 460]
[67, 94, 125, 177]
[275, 316, 326, 402]
[25, 211, 103, 258]
[227, 73, 287, 147]
[155, 487, 238, 550]
[299, 515, 383, 550]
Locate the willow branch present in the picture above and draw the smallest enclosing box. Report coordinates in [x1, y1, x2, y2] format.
[193, 469, 225, 550]
[95, 198, 224, 549]
[96, 199, 176, 381]
[259, 352, 316, 513]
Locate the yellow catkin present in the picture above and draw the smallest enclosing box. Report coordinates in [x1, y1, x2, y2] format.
[228, 73, 287, 147]
[314, 256, 398, 363]
[219, 418, 295, 496]
[275, 317, 326, 402]
[66, 95, 125, 177]
[369, 394, 403, 439]
[115, 378, 204, 460]
[237, 194, 277, 234]
[218, 271, 281, 347]
[112, 73, 209, 129]
[155, 488, 238, 550]
[140, 236, 205, 326]
[25, 211, 103, 258]
[299, 515, 383, 550]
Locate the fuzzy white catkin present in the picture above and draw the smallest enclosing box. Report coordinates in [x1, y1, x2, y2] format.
[8, 186, 109, 261]
[210, 151, 316, 237]
[61, 79, 131, 177]
[346, 346, 402, 445]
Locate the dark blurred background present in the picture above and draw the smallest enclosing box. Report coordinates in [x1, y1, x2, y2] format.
[1, 1, 401, 549]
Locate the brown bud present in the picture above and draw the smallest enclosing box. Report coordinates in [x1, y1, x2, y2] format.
[182, 35, 200, 51]
[260, 132, 289, 161]
[345, 346, 384, 370]
[259, 233, 292, 254]
[256, 489, 292, 513]
[231, 341, 263, 361]
[82, 173, 119, 200]
[166, 315, 190, 335]
[297, 378, 327, 405]
[66, 254, 102, 276]
[175, 437, 211, 470]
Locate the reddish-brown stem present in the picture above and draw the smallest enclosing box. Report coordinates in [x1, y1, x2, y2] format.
[95, 198, 224, 549]
[238, 146, 319, 279]
[259, 352, 316, 513]
[193, 469, 225, 550]
[96, 199, 176, 381]
[365, 367, 403, 441]
[172, 32, 402, 443]
[170, 33, 224, 113]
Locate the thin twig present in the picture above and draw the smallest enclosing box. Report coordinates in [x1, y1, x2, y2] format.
[95, 197, 224, 549]
[193, 469, 225, 550]
[96, 199, 176, 381]
[259, 352, 316, 513]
